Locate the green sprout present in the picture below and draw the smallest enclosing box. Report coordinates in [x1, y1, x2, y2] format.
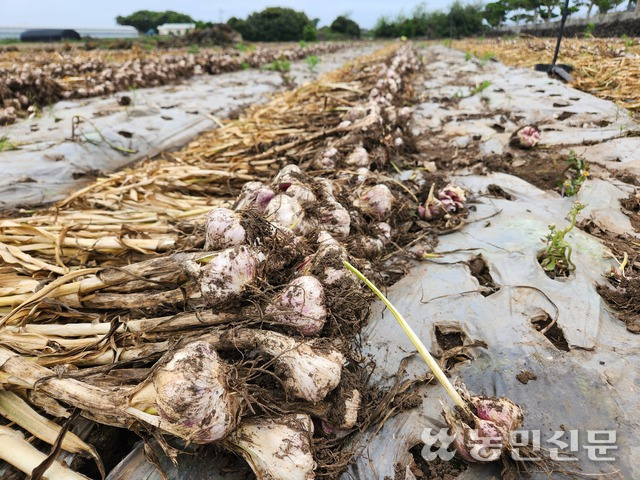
[539, 202, 586, 274]
[470, 80, 491, 96]
[584, 22, 595, 38]
[561, 150, 589, 197]
[305, 54, 319, 74]
[263, 58, 291, 73]
[240, 61, 250, 70]
[465, 52, 472, 61]
[0, 135, 18, 152]
[188, 44, 200, 54]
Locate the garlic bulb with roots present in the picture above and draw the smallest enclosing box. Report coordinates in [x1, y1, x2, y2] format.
[129, 341, 238, 443]
[227, 414, 315, 480]
[264, 194, 306, 232]
[319, 202, 351, 239]
[443, 392, 524, 463]
[197, 246, 265, 305]
[354, 184, 394, 220]
[267, 275, 327, 336]
[234, 181, 275, 213]
[204, 208, 246, 250]
[203, 329, 344, 402]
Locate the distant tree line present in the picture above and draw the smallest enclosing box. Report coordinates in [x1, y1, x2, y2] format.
[117, 8, 362, 41]
[372, 2, 484, 38]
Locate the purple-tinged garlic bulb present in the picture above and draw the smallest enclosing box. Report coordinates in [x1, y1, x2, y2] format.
[268, 275, 327, 336]
[234, 181, 275, 213]
[150, 341, 238, 443]
[227, 414, 315, 480]
[354, 184, 394, 220]
[438, 184, 466, 213]
[204, 208, 246, 250]
[470, 396, 524, 432]
[198, 246, 265, 305]
[274, 164, 304, 191]
[511, 125, 540, 149]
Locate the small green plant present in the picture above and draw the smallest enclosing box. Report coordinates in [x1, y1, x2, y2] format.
[561, 150, 589, 196]
[621, 34, 635, 47]
[299, 40, 307, 48]
[539, 202, 586, 275]
[0, 135, 18, 152]
[465, 52, 472, 61]
[305, 54, 319, 74]
[584, 22, 595, 38]
[470, 80, 491, 96]
[264, 58, 291, 73]
[240, 61, 250, 70]
[188, 44, 200, 54]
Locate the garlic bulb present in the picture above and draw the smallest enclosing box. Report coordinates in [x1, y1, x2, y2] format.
[228, 414, 315, 480]
[234, 181, 275, 213]
[264, 194, 305, 232]
[471, 396, 524, 432]
[204, 208, 246, 250]
[272, 338, 344, 402]
[286, 184, 317, 204]
[198, 246, 265, 305]
[150, 341, 238, 443]
[268, 276, 327, 336]
[355, 184, 394, 220]
[319, 203, 351, 239]
[344, 146, 369, 168]
[274, 164, 304, 191]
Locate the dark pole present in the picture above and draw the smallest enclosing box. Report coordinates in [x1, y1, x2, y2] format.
[551, 0, 571, 66]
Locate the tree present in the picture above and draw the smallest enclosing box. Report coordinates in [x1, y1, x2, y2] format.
[448, 1, 484, 37]
[330, 15, 361, 38]
[228, 8, 314, 41]
[116, 10, 195, 33]
[594, 0, 624, 12]
[484, 0, 510, 26]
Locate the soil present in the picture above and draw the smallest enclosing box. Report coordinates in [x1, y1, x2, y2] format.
[531, 312, 570, 351]
[620, 192, 640, 232]
[597, 278, 640, 334]
[467, 255, 499, 296]
[482, 151, 569, 194]
[516, 370, 538, 385]
[405, 444, 468, 480]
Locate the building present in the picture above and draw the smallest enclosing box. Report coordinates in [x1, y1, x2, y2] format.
[157, 23, 196, 36]
[0, 26, 138, 40]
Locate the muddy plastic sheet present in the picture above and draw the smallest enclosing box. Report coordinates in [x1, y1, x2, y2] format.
[0, 45, 379, 209]
[343, 172, 640, 479]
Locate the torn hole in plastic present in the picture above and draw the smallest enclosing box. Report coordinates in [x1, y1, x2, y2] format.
[531, 311, 570, 352]
[467, 255, 500, 296]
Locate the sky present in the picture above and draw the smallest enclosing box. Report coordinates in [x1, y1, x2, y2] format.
[0, 0, 445, 30]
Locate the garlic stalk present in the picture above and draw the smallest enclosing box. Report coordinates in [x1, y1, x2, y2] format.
[342, 261, 469, 413]
[0, 426, 90, 480]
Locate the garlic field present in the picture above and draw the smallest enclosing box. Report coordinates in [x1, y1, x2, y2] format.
[0, 41, 639, 480]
